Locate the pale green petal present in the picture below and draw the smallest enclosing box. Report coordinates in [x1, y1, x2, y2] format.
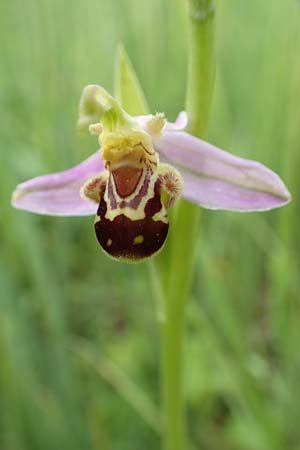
[115, 44, 149, 115]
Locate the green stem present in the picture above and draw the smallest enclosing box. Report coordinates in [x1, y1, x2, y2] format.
[159, 2, 216, 450]
[186, 0, 216, 139]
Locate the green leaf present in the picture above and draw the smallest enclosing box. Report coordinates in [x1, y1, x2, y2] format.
[114, 44, 150, 115]
[71, 337, 161, 435]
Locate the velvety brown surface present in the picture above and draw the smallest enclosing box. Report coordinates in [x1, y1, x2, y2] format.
[95, 180, 168, 260]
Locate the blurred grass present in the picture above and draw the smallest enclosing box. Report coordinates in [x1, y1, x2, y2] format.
[0, 0, 300, 449]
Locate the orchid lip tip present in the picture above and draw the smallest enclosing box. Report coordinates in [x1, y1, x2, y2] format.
[11, 187, 21, 205]
[285, 192, 292, 204]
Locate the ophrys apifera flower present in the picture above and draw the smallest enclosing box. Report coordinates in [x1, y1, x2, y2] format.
[12, 85, 291, 262]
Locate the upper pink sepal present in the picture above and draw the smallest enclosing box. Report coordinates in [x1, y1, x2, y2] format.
[155, 130, 291, 211]
[12, 152, 103, 216]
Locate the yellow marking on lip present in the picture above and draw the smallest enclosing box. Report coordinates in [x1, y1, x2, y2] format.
[107, 238, 112, 247]
[133, 235, 144, 245]
[152, 207, 168, 224]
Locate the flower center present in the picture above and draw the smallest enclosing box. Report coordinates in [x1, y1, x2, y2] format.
[101, 131, 158, 169]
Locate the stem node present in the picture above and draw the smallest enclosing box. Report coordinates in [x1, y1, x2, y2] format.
[188, 0, 216, 22]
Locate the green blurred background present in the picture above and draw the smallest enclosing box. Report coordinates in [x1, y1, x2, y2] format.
[1, 0, 300, 449]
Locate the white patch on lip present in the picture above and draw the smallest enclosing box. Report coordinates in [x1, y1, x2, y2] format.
[152, 207, 168, 224]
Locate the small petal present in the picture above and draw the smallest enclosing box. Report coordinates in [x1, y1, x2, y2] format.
[12, 152, 104, 216]
[155, 131, 291, 212]
[143, 113, 166, 138]
[165, 111, 188, 131]
[136, 111, 188, 134]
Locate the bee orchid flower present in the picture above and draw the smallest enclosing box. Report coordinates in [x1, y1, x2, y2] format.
[12, 85, 291, 262]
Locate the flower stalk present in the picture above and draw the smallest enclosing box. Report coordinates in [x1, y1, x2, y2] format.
[159, 2, 216, 450]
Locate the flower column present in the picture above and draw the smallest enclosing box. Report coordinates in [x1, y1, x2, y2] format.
[159, 2, 216, 450]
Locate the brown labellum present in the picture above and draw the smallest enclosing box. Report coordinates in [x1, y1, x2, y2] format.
[95, 176, 169, 261]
